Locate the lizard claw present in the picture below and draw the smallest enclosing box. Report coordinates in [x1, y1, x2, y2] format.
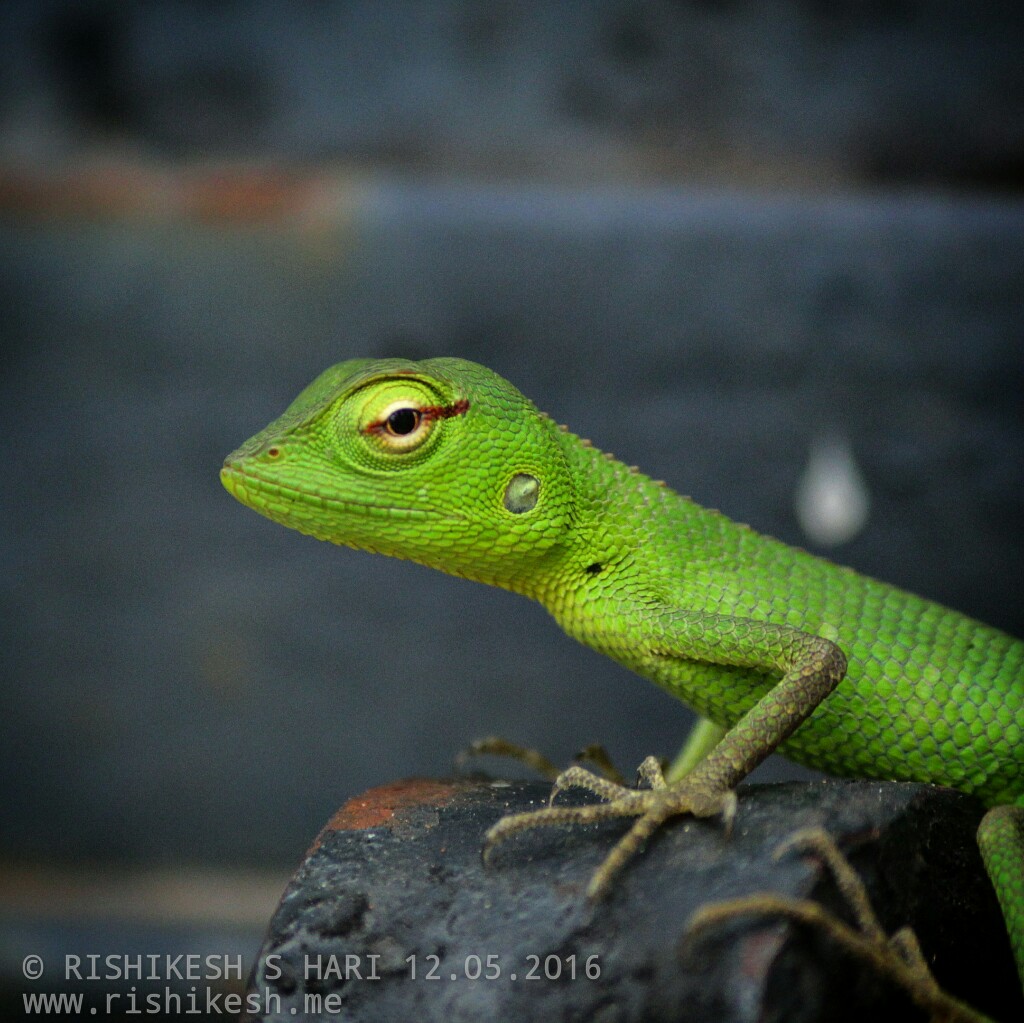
[584, 780, 740, 900]
[484, 758, 743, 901]
[549, 765, 636, 806]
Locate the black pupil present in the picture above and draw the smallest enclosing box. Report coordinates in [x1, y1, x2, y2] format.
[387, 407, 420, 436]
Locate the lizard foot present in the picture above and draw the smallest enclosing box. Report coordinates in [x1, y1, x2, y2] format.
[457, 736, 626, 784]
[686, 827, 987, 1023]
[483, 757, 738, 901]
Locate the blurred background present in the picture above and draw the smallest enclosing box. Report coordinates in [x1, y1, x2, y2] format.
[2, 1, 1022, 1015]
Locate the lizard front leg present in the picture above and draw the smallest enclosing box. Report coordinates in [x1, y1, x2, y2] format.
[484, 613, 847, 899]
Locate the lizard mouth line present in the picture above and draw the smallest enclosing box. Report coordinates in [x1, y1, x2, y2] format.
[221, 464, 465, 522]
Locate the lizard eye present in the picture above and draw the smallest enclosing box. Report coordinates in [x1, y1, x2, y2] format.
[356, 383, 468, 457]
[385, 407, 421, 437]
[365, 400, 433, 452]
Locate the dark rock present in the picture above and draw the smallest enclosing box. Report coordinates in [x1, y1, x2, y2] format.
[246, 778, 1020, 1022]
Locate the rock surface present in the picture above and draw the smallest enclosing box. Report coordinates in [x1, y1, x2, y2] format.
[246, 778, 1020, 1022]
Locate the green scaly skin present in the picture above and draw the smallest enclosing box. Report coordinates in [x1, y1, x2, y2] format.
[222, 357, 1024, 1006]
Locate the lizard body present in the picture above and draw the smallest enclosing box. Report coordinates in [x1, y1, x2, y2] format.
[222, 357, 1023, 999]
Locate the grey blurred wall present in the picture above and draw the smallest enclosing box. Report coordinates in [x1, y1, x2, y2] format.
[1, 1, 1022, 872]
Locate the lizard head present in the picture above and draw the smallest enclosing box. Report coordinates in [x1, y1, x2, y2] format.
[221, 357, 576, 591]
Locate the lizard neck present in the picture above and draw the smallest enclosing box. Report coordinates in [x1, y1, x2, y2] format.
[525, 424, 714, 631]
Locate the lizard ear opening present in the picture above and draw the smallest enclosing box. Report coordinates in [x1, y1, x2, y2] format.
[504, 473, 540, 514]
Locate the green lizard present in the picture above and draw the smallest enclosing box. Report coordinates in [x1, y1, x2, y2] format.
[222, 356, 1023, 1010]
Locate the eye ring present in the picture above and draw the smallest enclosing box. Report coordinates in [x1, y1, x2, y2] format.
[385, 406, 422, 437]
[365, 399, 433, 452]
